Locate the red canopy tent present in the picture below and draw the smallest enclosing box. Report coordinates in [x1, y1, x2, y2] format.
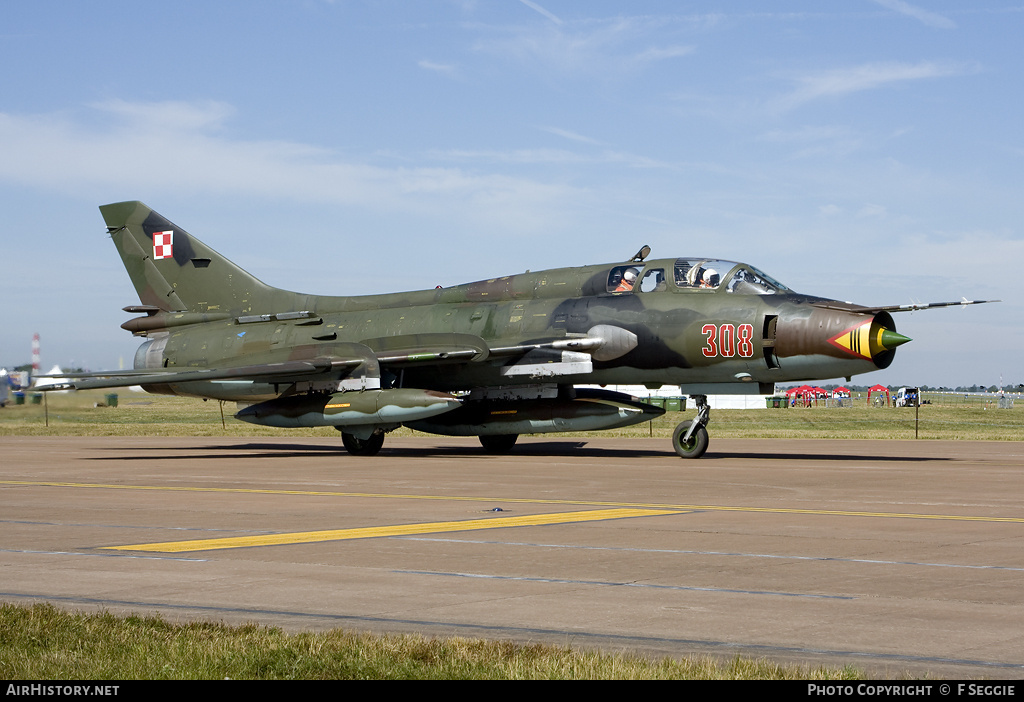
[867, 384, 890, 406]
[784, 385, 818, 406]
[832, 387, 851, 397]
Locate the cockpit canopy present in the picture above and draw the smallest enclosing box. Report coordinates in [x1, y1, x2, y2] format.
[606, 258, 789, 295]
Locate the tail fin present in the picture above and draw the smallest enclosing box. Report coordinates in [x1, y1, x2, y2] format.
[100, 201, 300, 314]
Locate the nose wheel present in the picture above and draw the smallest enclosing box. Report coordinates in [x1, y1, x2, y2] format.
[672, 394, 710, 459]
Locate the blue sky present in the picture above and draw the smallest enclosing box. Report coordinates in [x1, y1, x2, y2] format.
[1, 1, 1021, 389]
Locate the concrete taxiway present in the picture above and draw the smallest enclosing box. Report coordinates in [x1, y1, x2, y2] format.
[2, 435, 1023, 678]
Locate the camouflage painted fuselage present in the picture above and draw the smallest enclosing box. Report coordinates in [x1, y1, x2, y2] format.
[45, 202, 996, 457]
[108, 195, 897, 402]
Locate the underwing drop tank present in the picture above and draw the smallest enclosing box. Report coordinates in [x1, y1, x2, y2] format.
[235, 388, 461, 428]
[406, 387, 664, 436]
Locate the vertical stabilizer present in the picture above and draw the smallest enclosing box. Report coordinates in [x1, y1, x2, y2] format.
[100, 201, 300, 314]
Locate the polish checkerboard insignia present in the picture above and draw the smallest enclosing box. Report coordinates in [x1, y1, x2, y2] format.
[153, 231, 174, 260]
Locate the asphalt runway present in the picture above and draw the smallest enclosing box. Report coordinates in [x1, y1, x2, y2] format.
[2, 435, 1023, 678]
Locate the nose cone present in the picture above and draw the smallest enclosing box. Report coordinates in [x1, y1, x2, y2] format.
[234, 403, 260, 423]
[879, 328, 912, 351]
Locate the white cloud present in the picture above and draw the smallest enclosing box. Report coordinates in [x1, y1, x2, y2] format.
[894, 230, 1024, 274]
[517, 0, 563, 26]
[428, 146, 672, 171]
[98, 99, 236, 132]
[857, 203, 888, 218]
[630, 45, 695, 65]
[537, 125, 604, 145]
[418, 59, 458, 75]
[774, 61, 973, 111]
[870, 0, 957, 29]
[472, 16, 691, 79]
[759, 125, 866, 159]
[0, 101, 581, 221]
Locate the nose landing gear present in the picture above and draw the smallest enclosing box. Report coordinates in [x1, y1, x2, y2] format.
[672, 394, 710, 459]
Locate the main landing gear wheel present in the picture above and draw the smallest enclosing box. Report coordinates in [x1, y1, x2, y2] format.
[672, 421, 709, 459]
[341, 430, 385, 456]
[479, 434, 519, 454]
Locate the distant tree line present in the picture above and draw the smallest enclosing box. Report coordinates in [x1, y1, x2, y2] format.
[793, 383, 1024, 394]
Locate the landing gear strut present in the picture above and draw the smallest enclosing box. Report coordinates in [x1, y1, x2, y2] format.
[672, 394, 710, 459]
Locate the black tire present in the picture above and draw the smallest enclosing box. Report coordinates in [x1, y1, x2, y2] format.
[478, 434, 519, 454]
[341, 430, 385, 456]
[672, 420, 709, 459]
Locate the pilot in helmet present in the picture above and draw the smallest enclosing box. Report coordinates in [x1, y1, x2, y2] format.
[616, 267, 639, 292]
[700, 268, 719, 288]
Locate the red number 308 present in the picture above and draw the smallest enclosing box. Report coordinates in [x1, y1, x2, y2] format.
[702, 323, 754, 358]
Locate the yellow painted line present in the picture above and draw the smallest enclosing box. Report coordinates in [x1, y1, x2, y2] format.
[102, 508, 679, 553]
[671, 505, 1024, 523]
[3, 480, 1023, 524]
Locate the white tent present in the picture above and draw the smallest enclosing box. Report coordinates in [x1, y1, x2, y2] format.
[32, 364, 72, 393]
[577, 384, 771, 410]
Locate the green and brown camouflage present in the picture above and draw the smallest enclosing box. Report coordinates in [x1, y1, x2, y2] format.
[42, 201, 995, 458]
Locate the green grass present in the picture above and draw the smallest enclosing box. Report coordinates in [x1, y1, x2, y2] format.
[2, 389, 1020, 442]
[0, 603, 862, 680]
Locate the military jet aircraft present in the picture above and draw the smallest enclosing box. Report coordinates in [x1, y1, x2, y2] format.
[41, 201, 995, 458]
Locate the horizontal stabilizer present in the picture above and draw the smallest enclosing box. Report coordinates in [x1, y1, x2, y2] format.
[33, 358, 364, 392]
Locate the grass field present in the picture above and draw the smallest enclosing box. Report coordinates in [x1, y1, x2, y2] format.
[0, 603, 860, 680]
[2, 389, 1021, 442]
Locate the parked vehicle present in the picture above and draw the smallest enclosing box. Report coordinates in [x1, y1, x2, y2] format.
[895, 387, 920, 407]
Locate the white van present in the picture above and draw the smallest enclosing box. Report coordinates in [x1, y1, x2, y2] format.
[895, 387, 919, 407]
